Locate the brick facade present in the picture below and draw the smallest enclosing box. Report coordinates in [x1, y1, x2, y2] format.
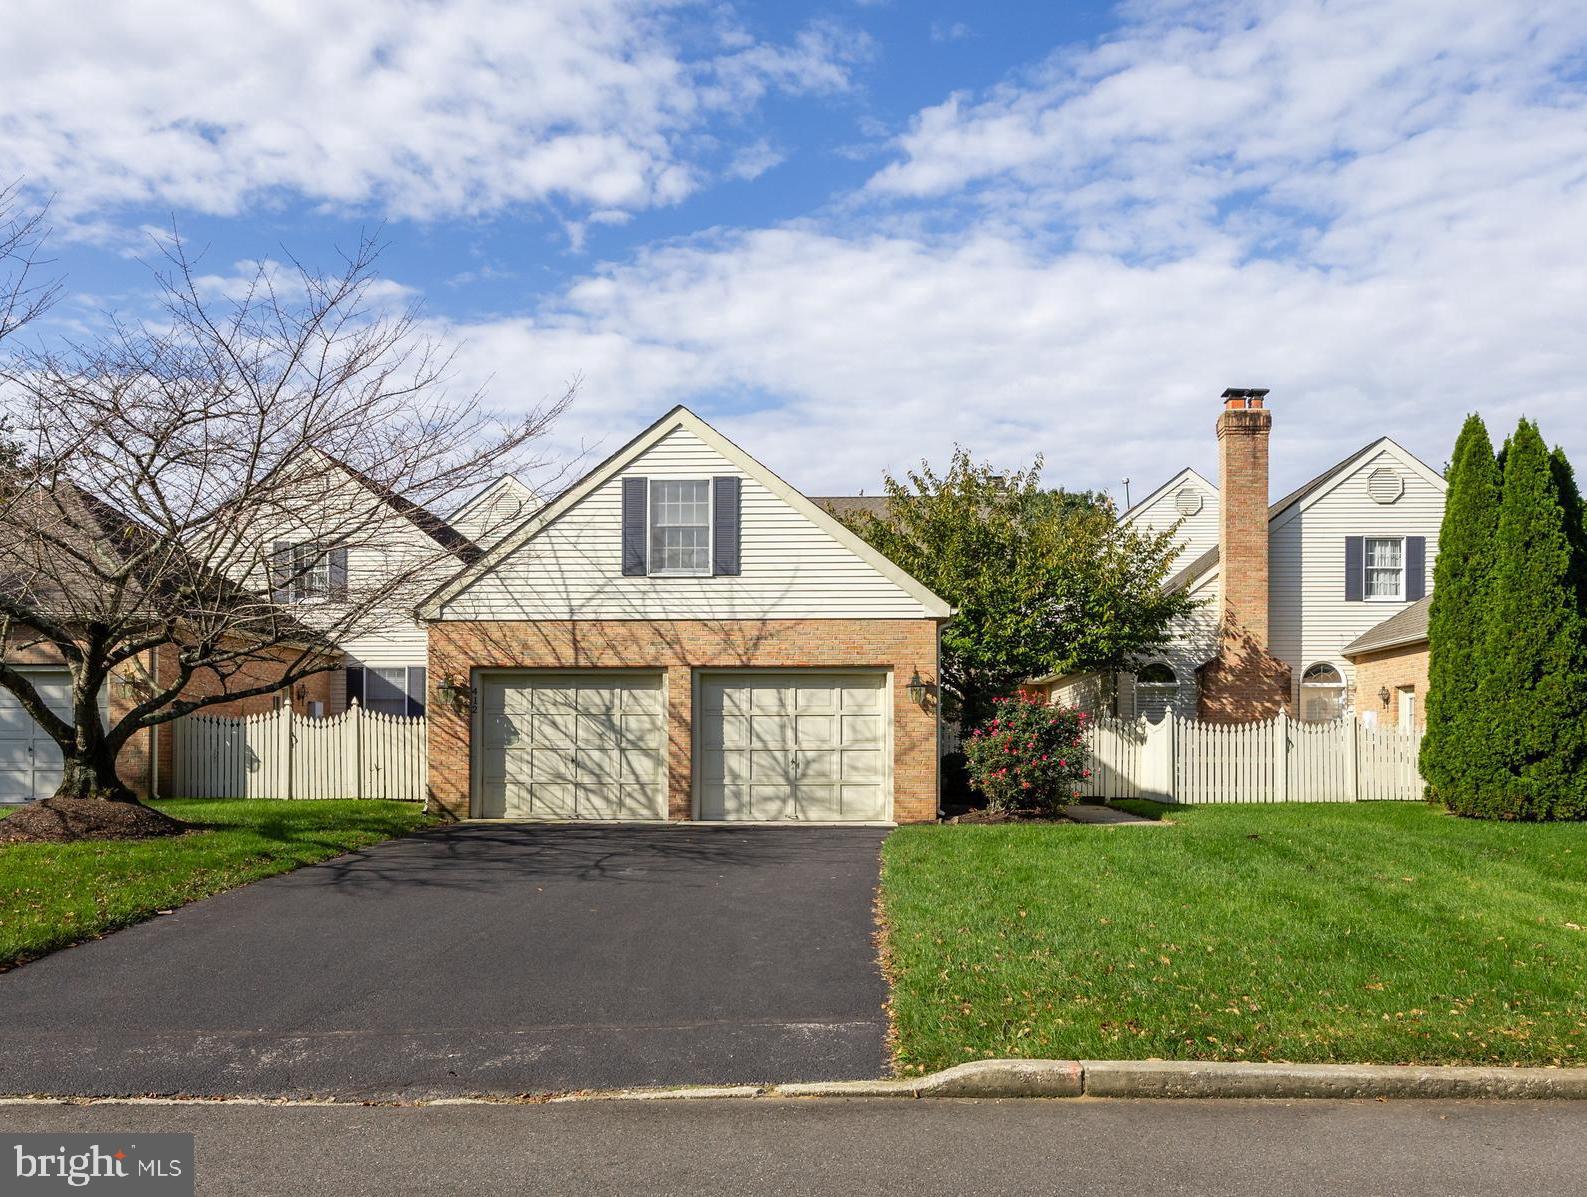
[1347, 642, 1429, 730]
[1199, 393, 1292, 722]
[426, 619, 942, 824]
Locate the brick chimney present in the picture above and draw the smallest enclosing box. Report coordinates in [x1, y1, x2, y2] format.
[1197, 387, 1291, 721]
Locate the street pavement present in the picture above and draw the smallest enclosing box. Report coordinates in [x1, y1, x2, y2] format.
[3, 1097, 1583, 1196]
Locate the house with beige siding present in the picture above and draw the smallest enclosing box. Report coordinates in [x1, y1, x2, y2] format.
[1032, 388, 1444, 727]
[418, 406, 951, 825]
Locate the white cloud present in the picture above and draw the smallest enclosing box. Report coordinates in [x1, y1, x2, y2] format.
[432, 0, 1587, 497]
[0, 0, 861, 225]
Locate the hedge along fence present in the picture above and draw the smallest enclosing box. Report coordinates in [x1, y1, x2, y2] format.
[1079, 711, 1423, 804]
[172, 701, 426, 801]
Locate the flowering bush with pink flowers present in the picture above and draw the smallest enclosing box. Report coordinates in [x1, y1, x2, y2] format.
[963, 696, 1091, 815]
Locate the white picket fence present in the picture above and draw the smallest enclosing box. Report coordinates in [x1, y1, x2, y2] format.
[1078, 711, 1424, 804]
[172, 702, 427, 801]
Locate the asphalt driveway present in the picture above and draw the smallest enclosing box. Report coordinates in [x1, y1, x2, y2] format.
[0, 824, 891, 1099]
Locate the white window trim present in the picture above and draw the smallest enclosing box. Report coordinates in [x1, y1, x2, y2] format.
[1299, 661, 1349, 723]
[291, 541, 333, 604]
[647, 478, 714, 577]
[1362, 535, 1407, 603]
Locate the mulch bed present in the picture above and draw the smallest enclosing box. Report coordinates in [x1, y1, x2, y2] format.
[0, 797, 189, 844]
[946, 806, 1071, 825]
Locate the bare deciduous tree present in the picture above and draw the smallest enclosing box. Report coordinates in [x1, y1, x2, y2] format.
[0, 225, 569, 833]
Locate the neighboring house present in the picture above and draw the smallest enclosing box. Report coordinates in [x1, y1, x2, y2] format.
[1342, 595, 1430, 730]
[448, 474, 538, 551]
[418, 406, 952, 824]
[247, 453, 480, 720]
[1030, 388, 1444, 727]
[0, 481, 328, 802]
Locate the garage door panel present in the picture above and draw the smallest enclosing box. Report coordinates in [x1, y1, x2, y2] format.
[478, 674, 665, 820]
[795, 714, 835, 747]
[751, 784, 796, 820]
[796, 785, 841, 820]
[698, 673, 889, 823]
[0, 670, 72, 804]
[841, 749, 884, 782]
[841, 714, 884, 746]
[841, 784, 887, 820]
[620, 750, 661, 785]
[749, 717, 790, 749]
[620, 713, 661, 746]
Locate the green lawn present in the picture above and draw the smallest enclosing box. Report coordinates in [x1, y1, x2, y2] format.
[0, 799, 431, 969]
[881, 803, 1587, 1072]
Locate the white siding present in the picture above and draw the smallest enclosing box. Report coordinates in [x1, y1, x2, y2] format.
[1124, 469, 1219, 572]
[1116, 571, 1219, 717]
[440, 426, 934, 621]
[1268, 446, 1444, 708]
[450, 476, 535, 550]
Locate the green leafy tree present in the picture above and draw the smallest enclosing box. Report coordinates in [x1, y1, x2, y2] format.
[1549, 446, 1587, 610]
[842, 448, 1195, 727]
[1421, 415, 1501, 804]
[1461, 420, 1587, 820]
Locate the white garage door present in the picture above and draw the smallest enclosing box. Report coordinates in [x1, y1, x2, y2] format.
[0, 670, 71, 804]
[698, 672, 889, 822]
[478, 673, 666, 820]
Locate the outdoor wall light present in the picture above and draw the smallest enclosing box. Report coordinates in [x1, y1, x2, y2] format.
[436, 673, 472, 713]
[906, 670, 928, 706]
[1378, 686, 1392, 708]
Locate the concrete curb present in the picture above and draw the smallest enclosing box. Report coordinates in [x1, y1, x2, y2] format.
[5, 1060, 1586, 1105]
[562, 1060, 1587, 1103]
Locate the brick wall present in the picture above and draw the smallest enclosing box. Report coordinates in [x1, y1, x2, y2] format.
[1348, 643, 1429, 729]
[427, 619, 942, 824]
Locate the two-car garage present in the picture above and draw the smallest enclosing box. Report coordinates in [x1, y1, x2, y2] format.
[475, 671, 892, 823]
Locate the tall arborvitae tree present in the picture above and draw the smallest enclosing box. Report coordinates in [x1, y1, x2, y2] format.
[1463, 420, 1587, 820]
[1550, 447, 1587, 611]
[1422, 415, 1501, 806]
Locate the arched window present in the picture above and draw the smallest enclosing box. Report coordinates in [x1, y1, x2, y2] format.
[1136, 662, 1179, 721]
[1300, 662, 1347, 722]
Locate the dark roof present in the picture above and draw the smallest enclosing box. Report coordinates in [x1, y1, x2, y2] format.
[1343, 596, 1431, 656]
[334, 460, 480, 563]
[809, 495, 891, 521]
[0, 481, 325, 646]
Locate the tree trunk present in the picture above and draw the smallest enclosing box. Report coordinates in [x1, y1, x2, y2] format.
[53, 745, 140, 804]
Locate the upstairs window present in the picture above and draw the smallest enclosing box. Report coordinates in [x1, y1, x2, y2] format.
[293, 543, 332, 602]
[649, 480, 711, 575]
[1363, 537, 1404, 601]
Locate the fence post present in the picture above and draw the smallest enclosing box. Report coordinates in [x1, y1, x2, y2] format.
[353, 699, 364, 800]
[1274, 710, 1290, 804]
[1347, 714, 1360, 803]
[283, 702, 296, 801]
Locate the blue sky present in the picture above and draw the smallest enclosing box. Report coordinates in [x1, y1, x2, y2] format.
[6, 0, 1586, 500]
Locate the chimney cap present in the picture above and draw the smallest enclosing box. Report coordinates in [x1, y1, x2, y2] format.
[1221, 387, 1270, 409]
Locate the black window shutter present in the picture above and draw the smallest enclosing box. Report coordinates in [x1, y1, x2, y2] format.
[1344, 536, 1364, 602]
[345, 665, 365, 707]
[270, 541, 293, 602]
[712, 476, 741, 576]
[622, 476, 648, 575]
[406, 666, 427, 717]
[329, 545, 349, 600]
[1405, 536, 1427, 601]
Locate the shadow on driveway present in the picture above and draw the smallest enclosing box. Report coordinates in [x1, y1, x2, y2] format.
[0, 824, 891, 1100]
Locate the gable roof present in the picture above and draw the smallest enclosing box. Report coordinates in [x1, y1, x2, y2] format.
[1121, 467, 1216, 523]
[449, 473, 537, 528]
[418, 407, 954, 619]
[1343, 595, 1431, 657]
[1157, 438, 1445, 588]
[329, 457, 480, 563]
